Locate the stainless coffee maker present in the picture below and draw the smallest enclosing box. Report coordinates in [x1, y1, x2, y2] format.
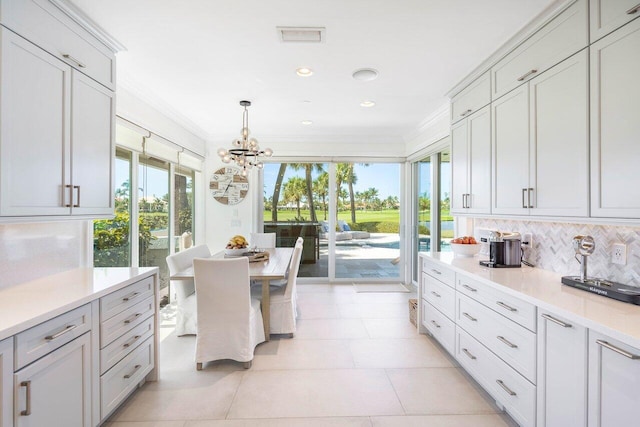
[479, 231, 522, 268]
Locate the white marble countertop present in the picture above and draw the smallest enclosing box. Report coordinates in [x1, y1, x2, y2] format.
[420, 253, 640, 348]
[0, 267, 158, 341]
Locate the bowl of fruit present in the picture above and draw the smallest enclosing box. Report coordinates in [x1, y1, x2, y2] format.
[450, 236, 481, 257]
[225, 235, 249, 256]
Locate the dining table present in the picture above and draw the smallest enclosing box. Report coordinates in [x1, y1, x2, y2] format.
[169, 247, 294, 341]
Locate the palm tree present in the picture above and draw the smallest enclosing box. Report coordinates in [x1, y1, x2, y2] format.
[283, 176, 307, 219]
[313, 172, 329, 220]
[364, 187, 379, 210]
[289, 163, 324, 222]
[271, 164, 288, 221]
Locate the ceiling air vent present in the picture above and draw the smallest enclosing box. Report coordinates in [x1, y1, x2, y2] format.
[277, 26, 325, 43]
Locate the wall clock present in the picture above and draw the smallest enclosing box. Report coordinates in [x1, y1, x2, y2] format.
[210, 167, 249, 205]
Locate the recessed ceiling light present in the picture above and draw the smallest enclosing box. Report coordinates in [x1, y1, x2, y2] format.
[296, 67, 313, 77]
[360, 100, 376, 108]
[301, 120, 313, 125]
[352, 68, 379, 81]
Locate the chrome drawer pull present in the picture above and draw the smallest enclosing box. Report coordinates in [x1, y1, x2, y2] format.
[430, 268, 442, 275]
[463, 312, 477, 322]
[62, 53, 86, 68]
[596, 340, 640, 360]
[123, 291, 141, 302]
[20, 381, 31, 416]
[73, 185, 80, 207]
[497, 335, 518, 348]
[123, 335, 142, 348]
[496, 379, 517, 396]
[522, 188, 528, 208]
[124, 313, 142, 324]
[45, 324, 77, 341]
[626, 4, 640, 14]
[124, 364, 142, 379]
[430, 320, 441, 328]
[517, 69, 537, 81]
[460, 109, 472, 117]
[462, 348, 476, 360]
[430, 291, 441, 298]
[462, 284, 477, 292]
[496, 301, 517, 312]
[542, 313, 572, 328]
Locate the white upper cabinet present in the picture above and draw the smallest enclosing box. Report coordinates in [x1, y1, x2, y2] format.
[590, 17, 640, 218]
[491, 0, 588, 100]
[450, 71, 491, 124]
[589, 0, 640, 43]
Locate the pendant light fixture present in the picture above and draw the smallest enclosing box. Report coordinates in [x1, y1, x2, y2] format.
[217, 100, 272, 176]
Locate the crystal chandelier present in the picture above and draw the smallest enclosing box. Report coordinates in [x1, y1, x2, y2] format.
[217, 100, 272, 176]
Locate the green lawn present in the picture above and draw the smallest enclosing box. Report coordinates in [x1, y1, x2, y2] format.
[263, 209, 452, 223]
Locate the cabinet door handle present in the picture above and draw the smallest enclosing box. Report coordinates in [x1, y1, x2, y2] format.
[496, 301, 518, 312]
[73, 185, 80, 207]
[626, 4, 640, 14]
[45, 324, 77, 341]
[430, 291, 441, 298]
[123, 291, 140, 302]
[596, 340, 640, 360]
[522, 188, 528, 208]
[20, 381, 31, 416]
[496, 379, 517, 396]
[123, 335, 142, 348]
[124, 313, 142, 324]
[517, 69, 538, 81]
[462, 284, 477, 292]
[528, 187, 534, 208]
[430, 269, 442, 275]
[462, 348, 477, 360]
[542, 313, 572, 328]
[463, 312, 477, 322]
[430, 320, 441, 328]
[460, 108, 473, 117]
[65, 184, 73, 207]
[62, 53, 86, 68]
[123, 364, 142, 379]
[462, 194, 466, 209]
[497, 335, 518, 348]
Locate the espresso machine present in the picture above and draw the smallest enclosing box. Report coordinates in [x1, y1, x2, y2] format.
[479, 231, 522, 268]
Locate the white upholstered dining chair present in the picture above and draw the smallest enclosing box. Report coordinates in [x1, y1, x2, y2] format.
[249, 232, 276, 249]
[165, 244, 211, 336]
[193, 257, 265, 369]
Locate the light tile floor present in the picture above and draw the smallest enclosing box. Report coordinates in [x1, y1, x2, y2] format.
[105, 284, 517, 427]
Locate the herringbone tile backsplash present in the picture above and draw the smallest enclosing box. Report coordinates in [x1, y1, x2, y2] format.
[475, 219, 640, 287]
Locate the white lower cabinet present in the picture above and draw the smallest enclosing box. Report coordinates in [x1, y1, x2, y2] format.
[421, 300, 456, 355]
[537, 310, 587, 427]
[588, 331, 640, 427]
[0, 338, 12, 427]
[14, 333, 91, 427]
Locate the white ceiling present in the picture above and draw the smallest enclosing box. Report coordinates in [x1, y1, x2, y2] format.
[70, 0, 556, 147]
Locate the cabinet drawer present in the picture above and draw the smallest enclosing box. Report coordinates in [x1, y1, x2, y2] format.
[456, 274, 536, 331]
[100, 276, 154, 322]
[421, 258, 455, 287]
[0, 0, 115, 89]
[422, 299, 455, 355]
[101, 336, 154, 419]
[100, 296, 154, 348]
[456, 328, 536, 427]
[100, 315, 154, 375]
[14, 303, 91, 370]
[450, 71, 491, 123]
[590, 0, 640, 43]
[491, 0, 587, 100]
[423, 273, 456, 320]
[457, 293, 536, 383]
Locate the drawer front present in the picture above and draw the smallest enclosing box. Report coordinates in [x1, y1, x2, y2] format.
[0, 0, 115, 89]
[421, 258, 455, 287]
[456, 274, 536, 331]
[423, 273, 456, 320]
[100, 275, 155, 322]
[491, 0, 588, 100]
[101, 336, 154, 419]
[100, 315, 154, 375]
[422, 299, 455, 355]
[100, 296, 154, 348]
[457, 293, 536, 383]
[451, 71, 491, 123]
[14, 303, 91, 370]
[590, 0, 640, 43]
[456, 328, 536, 427]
